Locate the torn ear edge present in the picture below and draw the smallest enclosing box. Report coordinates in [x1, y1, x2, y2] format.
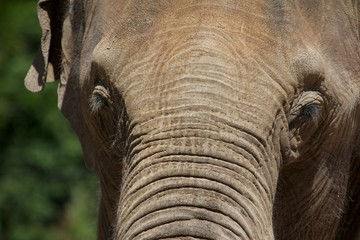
[25, 0, 64, 92]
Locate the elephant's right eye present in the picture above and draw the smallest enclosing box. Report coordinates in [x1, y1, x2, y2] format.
[90, 85, 113, 114]
[88, 61, 115, 114]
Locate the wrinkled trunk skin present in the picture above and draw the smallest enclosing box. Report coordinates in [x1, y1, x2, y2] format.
[116, 133, 279, 239]
[98, 27, 287, 239]
[115, 114, 280, 239]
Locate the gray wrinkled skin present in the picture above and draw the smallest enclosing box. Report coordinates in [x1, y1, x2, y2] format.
[26, 1, 360, 239]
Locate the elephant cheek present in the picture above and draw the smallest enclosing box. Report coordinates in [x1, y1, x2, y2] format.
[280, 126, 302, 167]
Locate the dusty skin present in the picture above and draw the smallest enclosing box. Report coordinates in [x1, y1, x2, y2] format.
[26, 0, 360, 239]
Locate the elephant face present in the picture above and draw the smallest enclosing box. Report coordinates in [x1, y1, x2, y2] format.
[26, 0, 360, 239]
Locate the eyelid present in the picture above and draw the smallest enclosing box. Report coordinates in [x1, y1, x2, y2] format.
[93, 85, 111, 100]
[299, 91, 324, 106]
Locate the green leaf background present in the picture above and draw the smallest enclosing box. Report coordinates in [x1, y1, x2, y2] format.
[0, 1, 98, 239]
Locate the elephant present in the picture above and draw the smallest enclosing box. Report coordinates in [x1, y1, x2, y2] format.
[25, 0, 360, 239]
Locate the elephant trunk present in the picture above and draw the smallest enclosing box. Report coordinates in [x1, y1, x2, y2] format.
[110, 36, 284, 239]
[114, 117, 279, 239]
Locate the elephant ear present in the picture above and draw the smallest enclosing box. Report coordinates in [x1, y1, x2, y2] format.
[25, 0, 63, 92]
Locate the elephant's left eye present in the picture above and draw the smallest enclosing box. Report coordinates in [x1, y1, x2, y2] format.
[300, 102, 321, 121]
[289, 91, 324, 129]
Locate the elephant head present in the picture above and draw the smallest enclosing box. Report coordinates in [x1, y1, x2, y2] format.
[25, 0, 360, 239]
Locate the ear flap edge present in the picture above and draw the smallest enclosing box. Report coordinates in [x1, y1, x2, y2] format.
[25, 0, 59, 92]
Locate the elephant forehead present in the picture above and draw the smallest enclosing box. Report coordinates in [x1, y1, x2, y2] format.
[89, 1, 294, 124]
[100, 0, 287, 51]
[92, 1, 291, 80]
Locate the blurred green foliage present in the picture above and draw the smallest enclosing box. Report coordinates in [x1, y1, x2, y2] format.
[0, 1, 98, 239]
